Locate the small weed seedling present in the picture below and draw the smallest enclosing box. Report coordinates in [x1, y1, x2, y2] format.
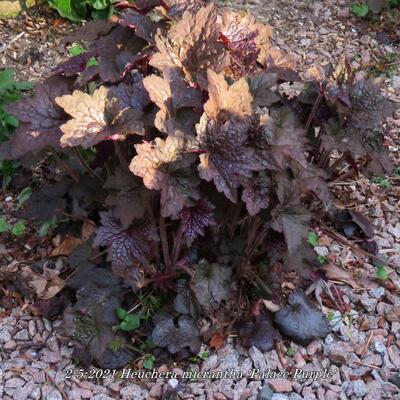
[0, 218, 26, 237]
[371, 176, 391, 188]
[116, 308, 141, 332]
[376, 266, 388, 282]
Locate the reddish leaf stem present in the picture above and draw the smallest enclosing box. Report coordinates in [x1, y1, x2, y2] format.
[305, 92, 323, 132]
[159, 213, 171, 268]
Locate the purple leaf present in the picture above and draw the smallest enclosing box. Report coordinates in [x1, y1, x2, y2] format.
[54, 52, 95, 76]
[220, 9, 272, 78]
[152, 314, 201, 354]
[149, 4, 229, 87]
[238, 316, 281, 351]
[62, 20, 117, 45]
[118, 10, 156, 43]
[178, 199, 215, 245]
[109, 75, 151, 111]
[93, 211, 158, 267]
[197, 114, 263, 203]
[241, 173, 271, 216]
[0, 75, 73, 160]
[104, 167, 151, 229]
[77, 26, 145, 85]
[191, 260, 232, 310]
[256, 107, 308, 171]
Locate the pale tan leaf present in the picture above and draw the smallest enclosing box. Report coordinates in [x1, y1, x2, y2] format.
[81, 219, 97, 241]
[319, 263, 375, 289]
[51, 235, 83, 256]
[262, 299, 281, 312]
[20, 266, 66, 300]
[204, 70, 253, 119]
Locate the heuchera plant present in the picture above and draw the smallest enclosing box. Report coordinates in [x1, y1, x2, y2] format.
[1, 0, 395, 362]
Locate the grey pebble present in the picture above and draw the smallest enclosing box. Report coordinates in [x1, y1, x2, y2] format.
[14, 330, 29, 341]
[45, 390, 63, 400]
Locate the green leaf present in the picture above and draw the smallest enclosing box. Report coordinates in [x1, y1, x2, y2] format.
[286, 348, 296, 357]
[317, 255, 327, 264]
[37, 216, 58, 237]
[86, 57, 99, 68]
[199, 351, 210, 360]
[38, 221, 51, 237]
[109, 337, 123, 352]
[48, 0, 87, 21]
[376, 266, 388, 281]
[143, 354, 155, 369]
[119, 314, 140, 331]
[4, 114, 19, 128]
[0, 69, 15, 91]
[69, 44, 85, 56]
[307, 231, 319, 247]
[17, 186, 32, 208]
[326, 310, 335, 321]
[0, 218, 10, 233]
[352, 3, 369, 16]
[15, 81, 34, 91]
[91, 0, 110, 10]
[91, 8, 112, 20]
[11, 221, 26, 236]
[116, 307, 128, 320]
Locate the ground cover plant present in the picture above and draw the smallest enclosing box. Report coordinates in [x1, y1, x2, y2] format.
[0, 0, 396, 368]
[0, 69, 33, 188]
[352, 0, 399, 17]
[47, 0, 117, 21]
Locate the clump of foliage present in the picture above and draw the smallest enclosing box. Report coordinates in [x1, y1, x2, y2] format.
[48, 0, 116, 21]
[0, 69, 33, 188]
[352, 0, 399, 16]
[2, 0, 395, 365]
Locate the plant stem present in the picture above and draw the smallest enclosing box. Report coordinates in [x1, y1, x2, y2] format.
[171, 222, 184, 267]
[52, 153, 80, 183]
[122, 343, 146, 355]
[74, 148, 104, 183]
[305, 92, 323, 132]
[159, 213, 171, 268]
[113, 142, 128, 167]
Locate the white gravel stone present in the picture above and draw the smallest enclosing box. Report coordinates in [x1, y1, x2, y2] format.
[28, 321, 37, 338]
[45, 390, 63, 400]
[14, 330, 29, 341]
[369, 287, 385, 299]
[353, 380, 369, 397]
[120, 384, 144, 399]
[5, 378, 25, 388]
[41, 350, 63, 364]
[168, 379, 179, 390]
[0, 331, 12, 343]
[12, 383, 33, 400]
[249, 346, 267, 370]
[201, 355, 218, 372]
[387, 224, 400, 239]
[30, 386, 41, 400]
[271, 394, 289, 400]
[373, 341, 387, 355]
[3, 340, 16, 350]
[314, 246, 329, 257]
[360, 296, 377, 313]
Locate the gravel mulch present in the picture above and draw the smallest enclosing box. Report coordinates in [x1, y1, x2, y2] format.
[0, 5, 73, 81]
[1, 1, 400, 400]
